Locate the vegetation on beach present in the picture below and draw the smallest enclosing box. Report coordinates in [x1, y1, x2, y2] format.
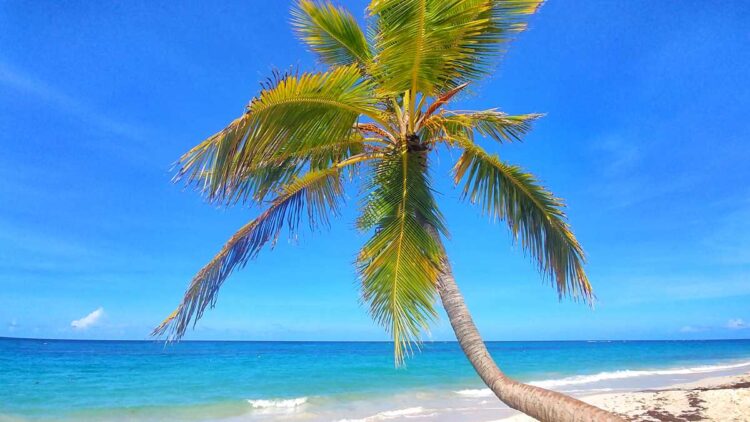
[155, 1, 622, 420]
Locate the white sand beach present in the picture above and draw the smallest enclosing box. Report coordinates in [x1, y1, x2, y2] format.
[502, 372, 750, 422]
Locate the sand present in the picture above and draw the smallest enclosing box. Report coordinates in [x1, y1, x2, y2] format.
[501, 372, 750, 421]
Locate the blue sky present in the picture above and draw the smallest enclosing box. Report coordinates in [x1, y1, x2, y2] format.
[1, 1, 748, 341]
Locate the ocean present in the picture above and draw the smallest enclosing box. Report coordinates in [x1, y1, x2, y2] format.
[1, 338, 749, 421]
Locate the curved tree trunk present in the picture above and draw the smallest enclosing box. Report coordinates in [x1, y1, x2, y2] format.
[436, 257, 624, 422]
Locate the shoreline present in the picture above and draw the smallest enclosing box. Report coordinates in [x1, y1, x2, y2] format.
[161, 364, 750, 422]
[3, 337, 750, 421]
[501, 372, 750, 421]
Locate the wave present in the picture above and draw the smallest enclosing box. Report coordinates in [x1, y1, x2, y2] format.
[531, 360, 750, 388]
[337, 406, 434, 421]
[454, 388, 494, 398]
[377, 407, 429, 418]
[454, 360, 750, 396]
[247, 397, 308, 409]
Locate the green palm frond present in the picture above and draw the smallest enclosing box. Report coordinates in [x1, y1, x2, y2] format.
[452, 139, 592, 300]
[195, 135, 370, 205]
[173, 64, 382, 204]
[423, 110, 541, 145]
[157, 0, 595, 368]
[244, 63, 383, 161]
[357, 150, 447, 365]
[368, 0, 543, 96]
[172, 114, 250, 198]
[154, 154, 378, 340]
[292, 0, 372, 68]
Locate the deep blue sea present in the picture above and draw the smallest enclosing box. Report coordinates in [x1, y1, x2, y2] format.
[1, 338, 749, 421]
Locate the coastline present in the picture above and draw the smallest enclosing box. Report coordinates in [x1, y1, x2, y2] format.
[268, 363, 750, 421]
[501, 372, 750, 422]
[3, 338, 750, 421]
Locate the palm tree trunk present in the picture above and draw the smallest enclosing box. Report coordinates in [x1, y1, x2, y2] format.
[436, 257, 624, 422]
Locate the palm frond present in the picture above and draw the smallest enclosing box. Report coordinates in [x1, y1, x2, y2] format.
[452, 139, 592, 300]
[356, 150, 447, 365]
[173, 65, 382, 204]
[368, 0, 543, 96]
[218, 135, 370, 205]
[153, 154, 378, 340]
[293, 0, 372, 68]
[423, 110, 541, 145]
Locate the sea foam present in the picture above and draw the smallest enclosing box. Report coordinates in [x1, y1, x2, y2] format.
[247, 397, 308, 409]
[337, 406, 431, 421]
[454, 389, 495, 398]
[531, 360, 750, 388]
[454, 360, 750, 396]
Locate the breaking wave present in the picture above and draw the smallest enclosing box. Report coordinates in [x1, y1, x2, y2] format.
[247, 396, 308, 409]
[455, 360, 750, 396]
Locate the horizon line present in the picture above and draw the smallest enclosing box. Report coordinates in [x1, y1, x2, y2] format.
[2, 335, 749, 343]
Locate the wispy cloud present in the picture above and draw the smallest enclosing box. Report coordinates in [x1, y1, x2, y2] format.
[678, 319, 748, 335]
[7, 318, 19, 333]
[594, 136, 640, 178]
[702, 199, 750, 265]
[606, 274, 750, 305]
[727, 318, 748, 330]
[0, 220, 94, 260]
[587, 135, 692, 209]
[71, 307, 105, 330]
[679, 325, 707, 333]
[0, 61, 146, 141]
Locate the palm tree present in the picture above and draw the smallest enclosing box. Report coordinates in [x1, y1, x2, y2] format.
[154, 1, 622, 421]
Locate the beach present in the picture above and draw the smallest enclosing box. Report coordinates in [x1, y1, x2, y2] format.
[2, 338, 750, 421]
[502, 372, 750, 422]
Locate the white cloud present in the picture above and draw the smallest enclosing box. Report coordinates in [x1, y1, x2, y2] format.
[71, 307, 105, 330]
[727, 318, 747, 330]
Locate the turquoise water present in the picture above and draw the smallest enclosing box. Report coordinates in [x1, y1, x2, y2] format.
[1, 338, 749, 421]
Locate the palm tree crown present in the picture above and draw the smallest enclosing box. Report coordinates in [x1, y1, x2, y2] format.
[154, 0, 593, 366]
